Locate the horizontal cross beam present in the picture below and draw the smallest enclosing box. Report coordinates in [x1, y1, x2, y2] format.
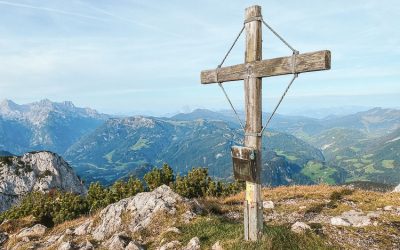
[200, 50, 331, 84]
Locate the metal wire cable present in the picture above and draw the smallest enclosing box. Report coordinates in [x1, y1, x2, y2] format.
[259, 73, 298, 136]
[256, 18, 300, 136]
[261, 17, 297, 53]
[217, 25, 245, 68]
[214, 17, 300, 137]
[218, 83, 245, 131]
[215, 24, 246, 130]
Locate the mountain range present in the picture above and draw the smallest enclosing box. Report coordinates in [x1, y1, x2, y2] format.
[0, 99, 108, 155]
[64, 116, 325, 185]
[0, 99, 398, 186]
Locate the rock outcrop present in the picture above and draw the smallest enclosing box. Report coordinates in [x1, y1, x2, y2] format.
[1, 184, 400, 250]
[330, 210, 380, 227]
[0, 151, 86, 211]
[92, 184, 182, 241]
[291, 222, 311, 233]
[16, 224, 47, 239]
[393, 184, 400, 192]
[4, 185, 190, 249]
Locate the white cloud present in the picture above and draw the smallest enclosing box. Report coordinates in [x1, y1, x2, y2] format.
[0, 0, 398, 113]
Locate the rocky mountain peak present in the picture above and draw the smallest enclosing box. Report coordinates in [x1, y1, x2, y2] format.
[108, 116, 157, 129]
[38, 98, 53, 106]
[62, 100, 75, 108]
[0, 151, 86, 212]
[0, 99, 109, 154]
[0, 99, 22, 116]
[0, 99, 107, 124]
[0, 99, 19, 108]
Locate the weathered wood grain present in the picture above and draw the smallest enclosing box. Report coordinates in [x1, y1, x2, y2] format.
[199, 3, 332, 243]
[243, 5, 263, 241]
[200, 50, 331, 84]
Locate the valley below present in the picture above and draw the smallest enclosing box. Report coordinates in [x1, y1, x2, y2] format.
[0, 100, 399, 187]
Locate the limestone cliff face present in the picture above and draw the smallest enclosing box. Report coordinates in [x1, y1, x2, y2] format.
[0, 151, 86, 212]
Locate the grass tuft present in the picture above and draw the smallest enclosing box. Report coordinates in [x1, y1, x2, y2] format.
[172, 216, 335, 250]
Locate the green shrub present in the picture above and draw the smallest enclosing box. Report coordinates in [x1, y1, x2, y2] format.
[0, 176, 145, 226]
[0, 191, 89, 227]
[87, 176, 144, 212]
[222, 180, 246, 196]
[0, 165, 244, 228]
[206, 181, 224, 197]
[174, 167, 211, 198]
[144, 163, 175, 190]
[126, 176, 145, 196]
[87, 182, 109, 212]
[173, 167, 245, 198]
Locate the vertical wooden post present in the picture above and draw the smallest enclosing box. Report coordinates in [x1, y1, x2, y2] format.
[243, 5, 263, 241]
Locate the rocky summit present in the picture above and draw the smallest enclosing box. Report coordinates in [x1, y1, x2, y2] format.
[1, 184, 400, 249]
[0, 151, 86, 212]
[2, 185, 199, 250]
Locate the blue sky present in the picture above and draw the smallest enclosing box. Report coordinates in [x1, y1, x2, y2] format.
[0, 0, 399, 115]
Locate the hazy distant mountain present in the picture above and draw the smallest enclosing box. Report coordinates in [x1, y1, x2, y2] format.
[284, 106, 373, 119]
[0, 99, 108, 154]
[175, 109, 324, 137]
[65, 116, 325, 185]
[206, 107, 400, 138]
[1, 101, 398, 186]
[272, 107, 400, 138]
[171, 109, 240, 127]
[321, 108, 400, 136]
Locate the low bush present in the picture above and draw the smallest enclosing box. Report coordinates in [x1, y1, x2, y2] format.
[0, 165, 244, 227]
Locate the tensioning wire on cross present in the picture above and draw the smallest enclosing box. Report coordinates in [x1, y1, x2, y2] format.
[200, 5, 331, 241]
[215, 15, 301, 138]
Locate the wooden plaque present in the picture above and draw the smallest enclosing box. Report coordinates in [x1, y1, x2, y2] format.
[231, 146, 257, 182]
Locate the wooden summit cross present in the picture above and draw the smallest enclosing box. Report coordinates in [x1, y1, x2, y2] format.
[200, 5, 331, 241]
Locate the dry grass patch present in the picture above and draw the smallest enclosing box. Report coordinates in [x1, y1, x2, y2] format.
[0, 215, 36, 234]
[348, 191, 400, 211]
[223, 185, 345, 205]
[47, 215, 91, 236]
[264, 185, 343, 201]
[133, 204, 189, 248]
[200, 197, 241, 216]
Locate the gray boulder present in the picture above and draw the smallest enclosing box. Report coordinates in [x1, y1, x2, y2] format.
[159, 240, 181, 250]
[103, 233, 131, 250]
[330, 210, 377, 227]
[291, 222, 311, 233]
[16, 224, 47, 239]
[59, 241, 73, 250]
[183, 237, 201, 250]
[74, 220, 92, 236]
[78, 240, 94, 250]
[92, 185, 182, 241]
[126, 241, 144, 250]
[263, 201, 274, 209]
[212, 241, 223, 250]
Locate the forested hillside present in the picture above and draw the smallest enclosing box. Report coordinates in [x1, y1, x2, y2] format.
[0, 100, 398, 187]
